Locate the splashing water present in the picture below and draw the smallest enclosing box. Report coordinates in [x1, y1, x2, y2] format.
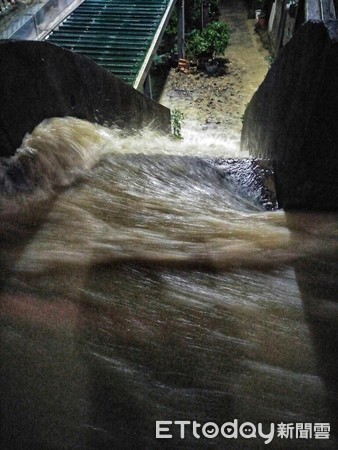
[1, 117, 334, 272]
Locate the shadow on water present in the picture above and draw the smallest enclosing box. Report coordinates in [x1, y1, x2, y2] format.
[285, 213, 338, 434]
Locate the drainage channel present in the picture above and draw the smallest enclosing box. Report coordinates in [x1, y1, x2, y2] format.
[46, 0, 174, 86]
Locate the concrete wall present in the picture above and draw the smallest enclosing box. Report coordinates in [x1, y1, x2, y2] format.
[267, 0, 301, 56]
[268, 1, 337, 57]
[306, 0, 336, 21]
[0, 40, 171, 158]
[241, 20, 338, 210]
[268, 0, 286, 55]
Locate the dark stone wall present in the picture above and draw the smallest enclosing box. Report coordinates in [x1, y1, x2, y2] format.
[0, 40, 171, 158]
[241, 20, 338, 210]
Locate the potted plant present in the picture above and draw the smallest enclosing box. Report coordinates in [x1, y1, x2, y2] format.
[186, 21, 230, 71]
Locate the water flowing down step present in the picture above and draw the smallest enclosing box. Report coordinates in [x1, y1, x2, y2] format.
[1, 116, 337, 448]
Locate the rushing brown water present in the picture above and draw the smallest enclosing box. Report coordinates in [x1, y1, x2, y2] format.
[0, 117, 337, 449]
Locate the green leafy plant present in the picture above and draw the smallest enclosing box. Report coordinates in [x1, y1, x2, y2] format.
[186, 21, 231, 61]
[186, 29, 209, 60]
[171, 109, 184, 139]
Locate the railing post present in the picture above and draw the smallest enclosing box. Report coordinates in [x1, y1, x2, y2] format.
[178, 0, 185, 59]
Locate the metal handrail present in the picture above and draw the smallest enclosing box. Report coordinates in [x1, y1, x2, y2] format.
[133, 0, 176, 91]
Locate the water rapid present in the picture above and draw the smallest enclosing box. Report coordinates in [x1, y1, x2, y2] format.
[0, 117, 337, 449]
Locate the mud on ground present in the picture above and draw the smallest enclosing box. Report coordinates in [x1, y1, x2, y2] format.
[159, 0, 270, 138]
[159, 62, 249, 135]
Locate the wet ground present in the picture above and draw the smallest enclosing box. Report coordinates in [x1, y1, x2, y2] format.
[159, 0, 270, 137]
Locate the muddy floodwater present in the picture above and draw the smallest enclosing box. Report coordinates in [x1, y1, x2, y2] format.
[0, 117, 337, 449]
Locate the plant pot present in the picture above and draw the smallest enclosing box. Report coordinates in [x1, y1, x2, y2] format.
[178, 58, 190, 73]
[205, 60, 219, 75]
[197, 55, 211, 70]
[257, 12, 267, 29]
